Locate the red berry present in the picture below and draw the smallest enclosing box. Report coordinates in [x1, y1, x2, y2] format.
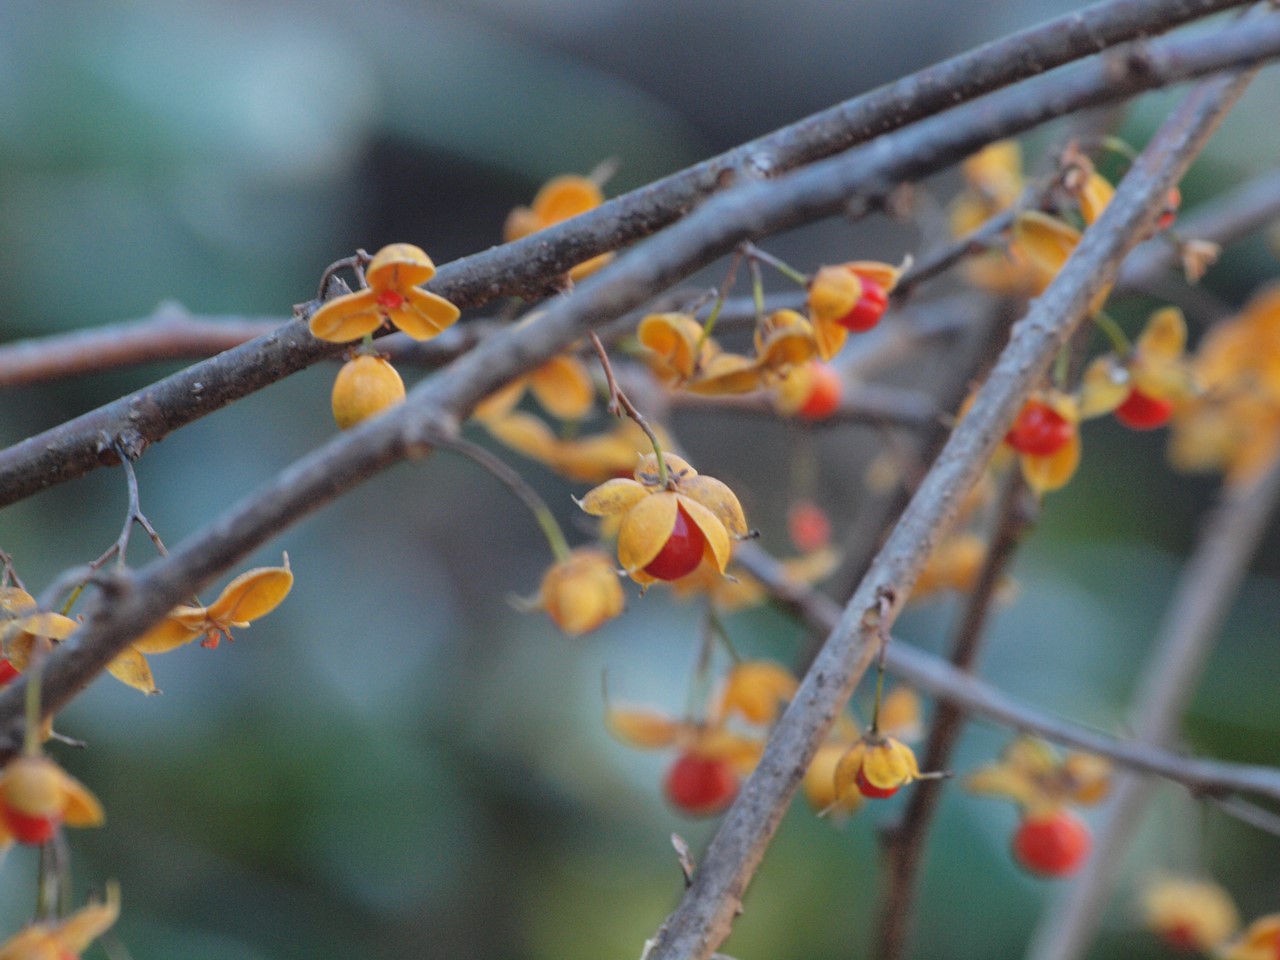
[1161, 922, 1200, 953]
[376, 289, 406, 310]
[1012, 810, 1091, 877]
[1113, 387, 1174, 430]
[664, 753, 738, 816]
[1157, 186, 1181, 231]
[1005, 401, 1074, 456]
[855, 766, 899, 799]
[787, 500, 831, 552]
[0, 660, 19, 686]
[3, 807, 58, 845]
[643, 504, 707, 581]
[798, 363, 842, 420]
[837, 279, 888, 332]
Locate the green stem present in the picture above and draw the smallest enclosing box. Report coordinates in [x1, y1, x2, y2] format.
[1093, 310, 1132, 354]
[750, 260, 766, 320]
[694, 250, 743, 357]
[1052, 343, 1071, 390]
[746, 243, 810, 287]
[706, 608, 742, 664]
[23, 657, 42, 755]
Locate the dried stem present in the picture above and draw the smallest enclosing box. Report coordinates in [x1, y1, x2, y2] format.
[590, 332, 670, 487]
[875, 469, 1037, 960]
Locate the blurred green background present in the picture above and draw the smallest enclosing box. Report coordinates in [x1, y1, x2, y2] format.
[1, 1, 1279, 957]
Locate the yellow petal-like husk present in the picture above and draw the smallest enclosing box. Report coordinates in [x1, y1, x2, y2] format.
[577, 478, 649, 517]
[1079, 354, 1130, 418]
[812, 316, 849, 363]
[1020, 430, 1081, 494]
[754, 310, 817, 371]
[503, 206, 542, 243]
[605, 706, 680, 749]
[539, 549, 624, 636]
[678, 475, 748, 537]
[1014, 211, 1080, 292]
[365, 243, 437, 289]
[677, 495, 733, 574]
[16, 612, 78, 642]
[832, 741, 867, 805]
[308, 288, 382, 342]
[617, 491, 679, 573]
[57, 769, 105, 828]
[804, 742, 865, 814]
[808, 266, 862, 326]
[0, 588, 36, 616]
[1079, 172, 1114, 225]
[472, 378, 526, 423]
[485, 411, 559, 464]
[393, 287, 460, 341]
[54, 883, 121, 953]
[849, 260, 903, 293]
[131, 616, 203, 655]
[637, 313, 703, 380]
[205, 562, 293, 625]
[860, 739, 920, 789]
[636, 452, 695, 485]
[1142, 876, 1239, 954]
[1137, 306, 1187, 362]
[1220, 915, 1280, 960]
[529, 355, 595, 421]
[963, 140, 1023, 205]
[106, 647, 158, 694]
[965, 765, 1043, 807]
[694, 729, 765, 775]
[878, 687, 923, 742]
[531, 175, 603, 224]
[685, 353, 762, 396]
[718, 661, 797, 724]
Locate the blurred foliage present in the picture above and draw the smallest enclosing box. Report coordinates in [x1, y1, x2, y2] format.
[1, 1, 1278, 958]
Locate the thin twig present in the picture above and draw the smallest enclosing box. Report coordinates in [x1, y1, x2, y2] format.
[0, 1, 1264, 506]
[590, 332, 670, 487]
[668, 383, 941, 429]
[875, 469, 1036, 960]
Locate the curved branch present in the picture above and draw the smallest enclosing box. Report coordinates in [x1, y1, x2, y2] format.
[0, 1, 1262, 507]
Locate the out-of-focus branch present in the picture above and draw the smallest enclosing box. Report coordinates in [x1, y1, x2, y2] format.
[669, 384, 941, 429]
[0, 4, 1272, 507]
[1026, 455, 1280, 960]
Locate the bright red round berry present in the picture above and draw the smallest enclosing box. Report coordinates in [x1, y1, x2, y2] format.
[1161, 922, 1200, 953]
[1113, 387, 1174, 430]
[837, 279, 888, 332]
[0, 660, 19, 686]
[788, 500, 831, 552]
[664, 753, 738, 816]
[1005, 401, 1074, 456]
[1012, 810, 1091, 877]
[798, 363, 842, 420]
[3, 807, 58, 845]
[643, 504, 707, 581]
[855, 766, 900, 799]
[376, 289, 406, 310]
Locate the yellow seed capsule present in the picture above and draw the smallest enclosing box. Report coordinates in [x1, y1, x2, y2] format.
[331, 356, 406, 429]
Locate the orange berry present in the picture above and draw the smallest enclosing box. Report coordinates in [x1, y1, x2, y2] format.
[664, 753, 738, 816]
[1012, 809, 1091, 877]
[1114, 387, 1174, 430]
[0, 660, 19, 686]
[331, 355, 406, 430]
[643, 504, 707, 581]
[1005, 400, 1073, 456]
[798, 362, 843, 420]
